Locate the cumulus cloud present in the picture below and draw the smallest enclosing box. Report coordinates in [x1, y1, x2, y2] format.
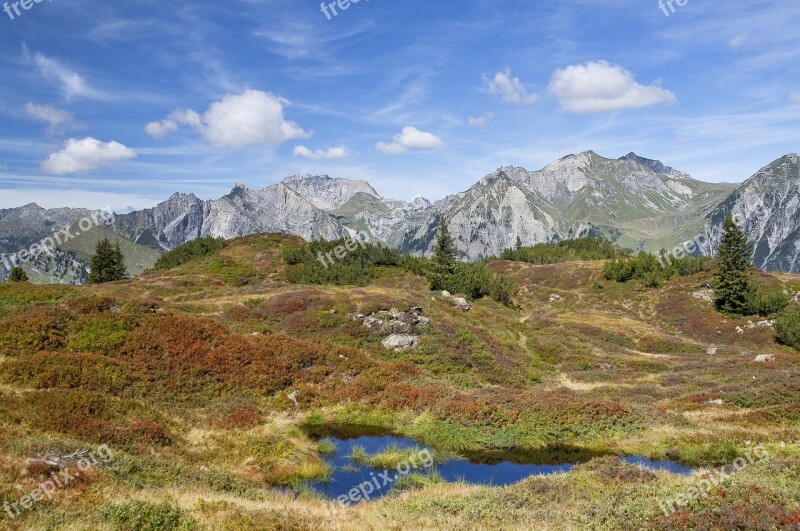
[790, 92, 800, 104]
[145, 90, 309, 148]
[42, 137, 136, 175]
[145, 109, 202, 138]
[293, 145, 349, 160]
[376, 126, 445, 155]
[468, 112, 494, 127]
[24, 103, 80, 135]
[484, 69, 539, 105]
[548, 60, 676, 113]
[25, 48, 106, 101]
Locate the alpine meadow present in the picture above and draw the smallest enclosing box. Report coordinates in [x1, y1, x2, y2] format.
[1, 1, 799, 530]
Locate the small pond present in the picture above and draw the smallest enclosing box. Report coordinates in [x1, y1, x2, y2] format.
[300, 426, 695, 503]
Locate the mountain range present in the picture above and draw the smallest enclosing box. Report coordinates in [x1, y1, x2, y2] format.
[2, 151, 799, 283]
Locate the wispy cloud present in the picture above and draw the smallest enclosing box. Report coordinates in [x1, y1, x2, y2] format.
[484, 69, 539, 105]
[23, 47, 109, 101]
[729, 33, 750, 49]
[24, 103, 83, 135]
[468, 112, 494, 128]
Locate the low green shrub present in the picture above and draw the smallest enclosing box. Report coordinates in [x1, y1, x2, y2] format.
[775, 306, 800, 351]
[154, 237, 225, 270]
[432, 262, 517, 305]
[747, 286, 789, 317]
[283, 238, 402, 286]
[100, 500, 196, 531]
[501, 237, 628, 264]
[603, 251, 712, 287]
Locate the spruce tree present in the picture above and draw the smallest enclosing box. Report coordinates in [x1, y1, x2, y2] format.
[515, 235, 523, 251]
[714, 214, 754, 315]
[430, 216, 457, 290]
[88, 238, 128, 284]
[8, 266, 28, 282]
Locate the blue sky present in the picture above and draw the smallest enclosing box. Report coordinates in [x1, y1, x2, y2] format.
[0, 0, 798, 210]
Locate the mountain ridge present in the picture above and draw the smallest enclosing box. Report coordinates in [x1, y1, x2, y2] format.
[3, 151, 799, 282]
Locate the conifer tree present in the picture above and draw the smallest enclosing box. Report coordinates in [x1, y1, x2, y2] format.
[515, 235, 523, 251]
[8, 266, 28, 283]
[88, 238, 128, 284]
[430, 216, 457, 290]
[714, 214, 754, 315]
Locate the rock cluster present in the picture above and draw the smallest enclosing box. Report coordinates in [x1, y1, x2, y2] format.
[439, 291, 471, 311]
[691, 289, 714, 303]
[351, 306, 430, 351]
[353, 306, 430, 334]
[381, 335, 419, 351]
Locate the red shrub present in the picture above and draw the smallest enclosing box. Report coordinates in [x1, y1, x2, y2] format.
[218, 411, 265, 430]
[127, 420, 172, 445]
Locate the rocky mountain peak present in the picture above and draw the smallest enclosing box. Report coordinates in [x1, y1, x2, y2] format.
[618, 152, 684, 177]
[410, 196, 432, 209]
[280, 174, 380, 211]
[543, 151, 595, 173]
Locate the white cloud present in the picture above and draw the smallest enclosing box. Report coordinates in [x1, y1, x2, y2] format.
[376, 126, 445, 155]
[145, 90, 309, 148]
[468, 112, 494, 127]
[145, 109, 202, 138]
[24, 103, 80, 135]
[548, 61, 677, 114]
[375, 142, 409, 155]
[484, 69, 539, 105]
[25, 48, 106, 101]
[42, 137, 136, 175]
[293, 145, 349, 160]
[728, 33, 750, 48]
[790, 92, 800, 104]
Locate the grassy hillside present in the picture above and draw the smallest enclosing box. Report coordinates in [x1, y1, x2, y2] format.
[58, 223, 162, 278]
[0, 233, 798, 529]
[16, 223, 161, 285]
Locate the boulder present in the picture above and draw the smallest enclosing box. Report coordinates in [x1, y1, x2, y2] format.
[754, 354, 775, 363]
[692, 290, 714, 303]
[381, 335, 420, 351]
[453, 297, 471, 311]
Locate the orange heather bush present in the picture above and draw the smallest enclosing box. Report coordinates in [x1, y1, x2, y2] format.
[0, 389, 172, 446]
[0, 310, 69, 355]
[0, 351, 131, 393]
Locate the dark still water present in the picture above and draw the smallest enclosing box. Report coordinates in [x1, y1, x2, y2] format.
[300, 427, 694, 503]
